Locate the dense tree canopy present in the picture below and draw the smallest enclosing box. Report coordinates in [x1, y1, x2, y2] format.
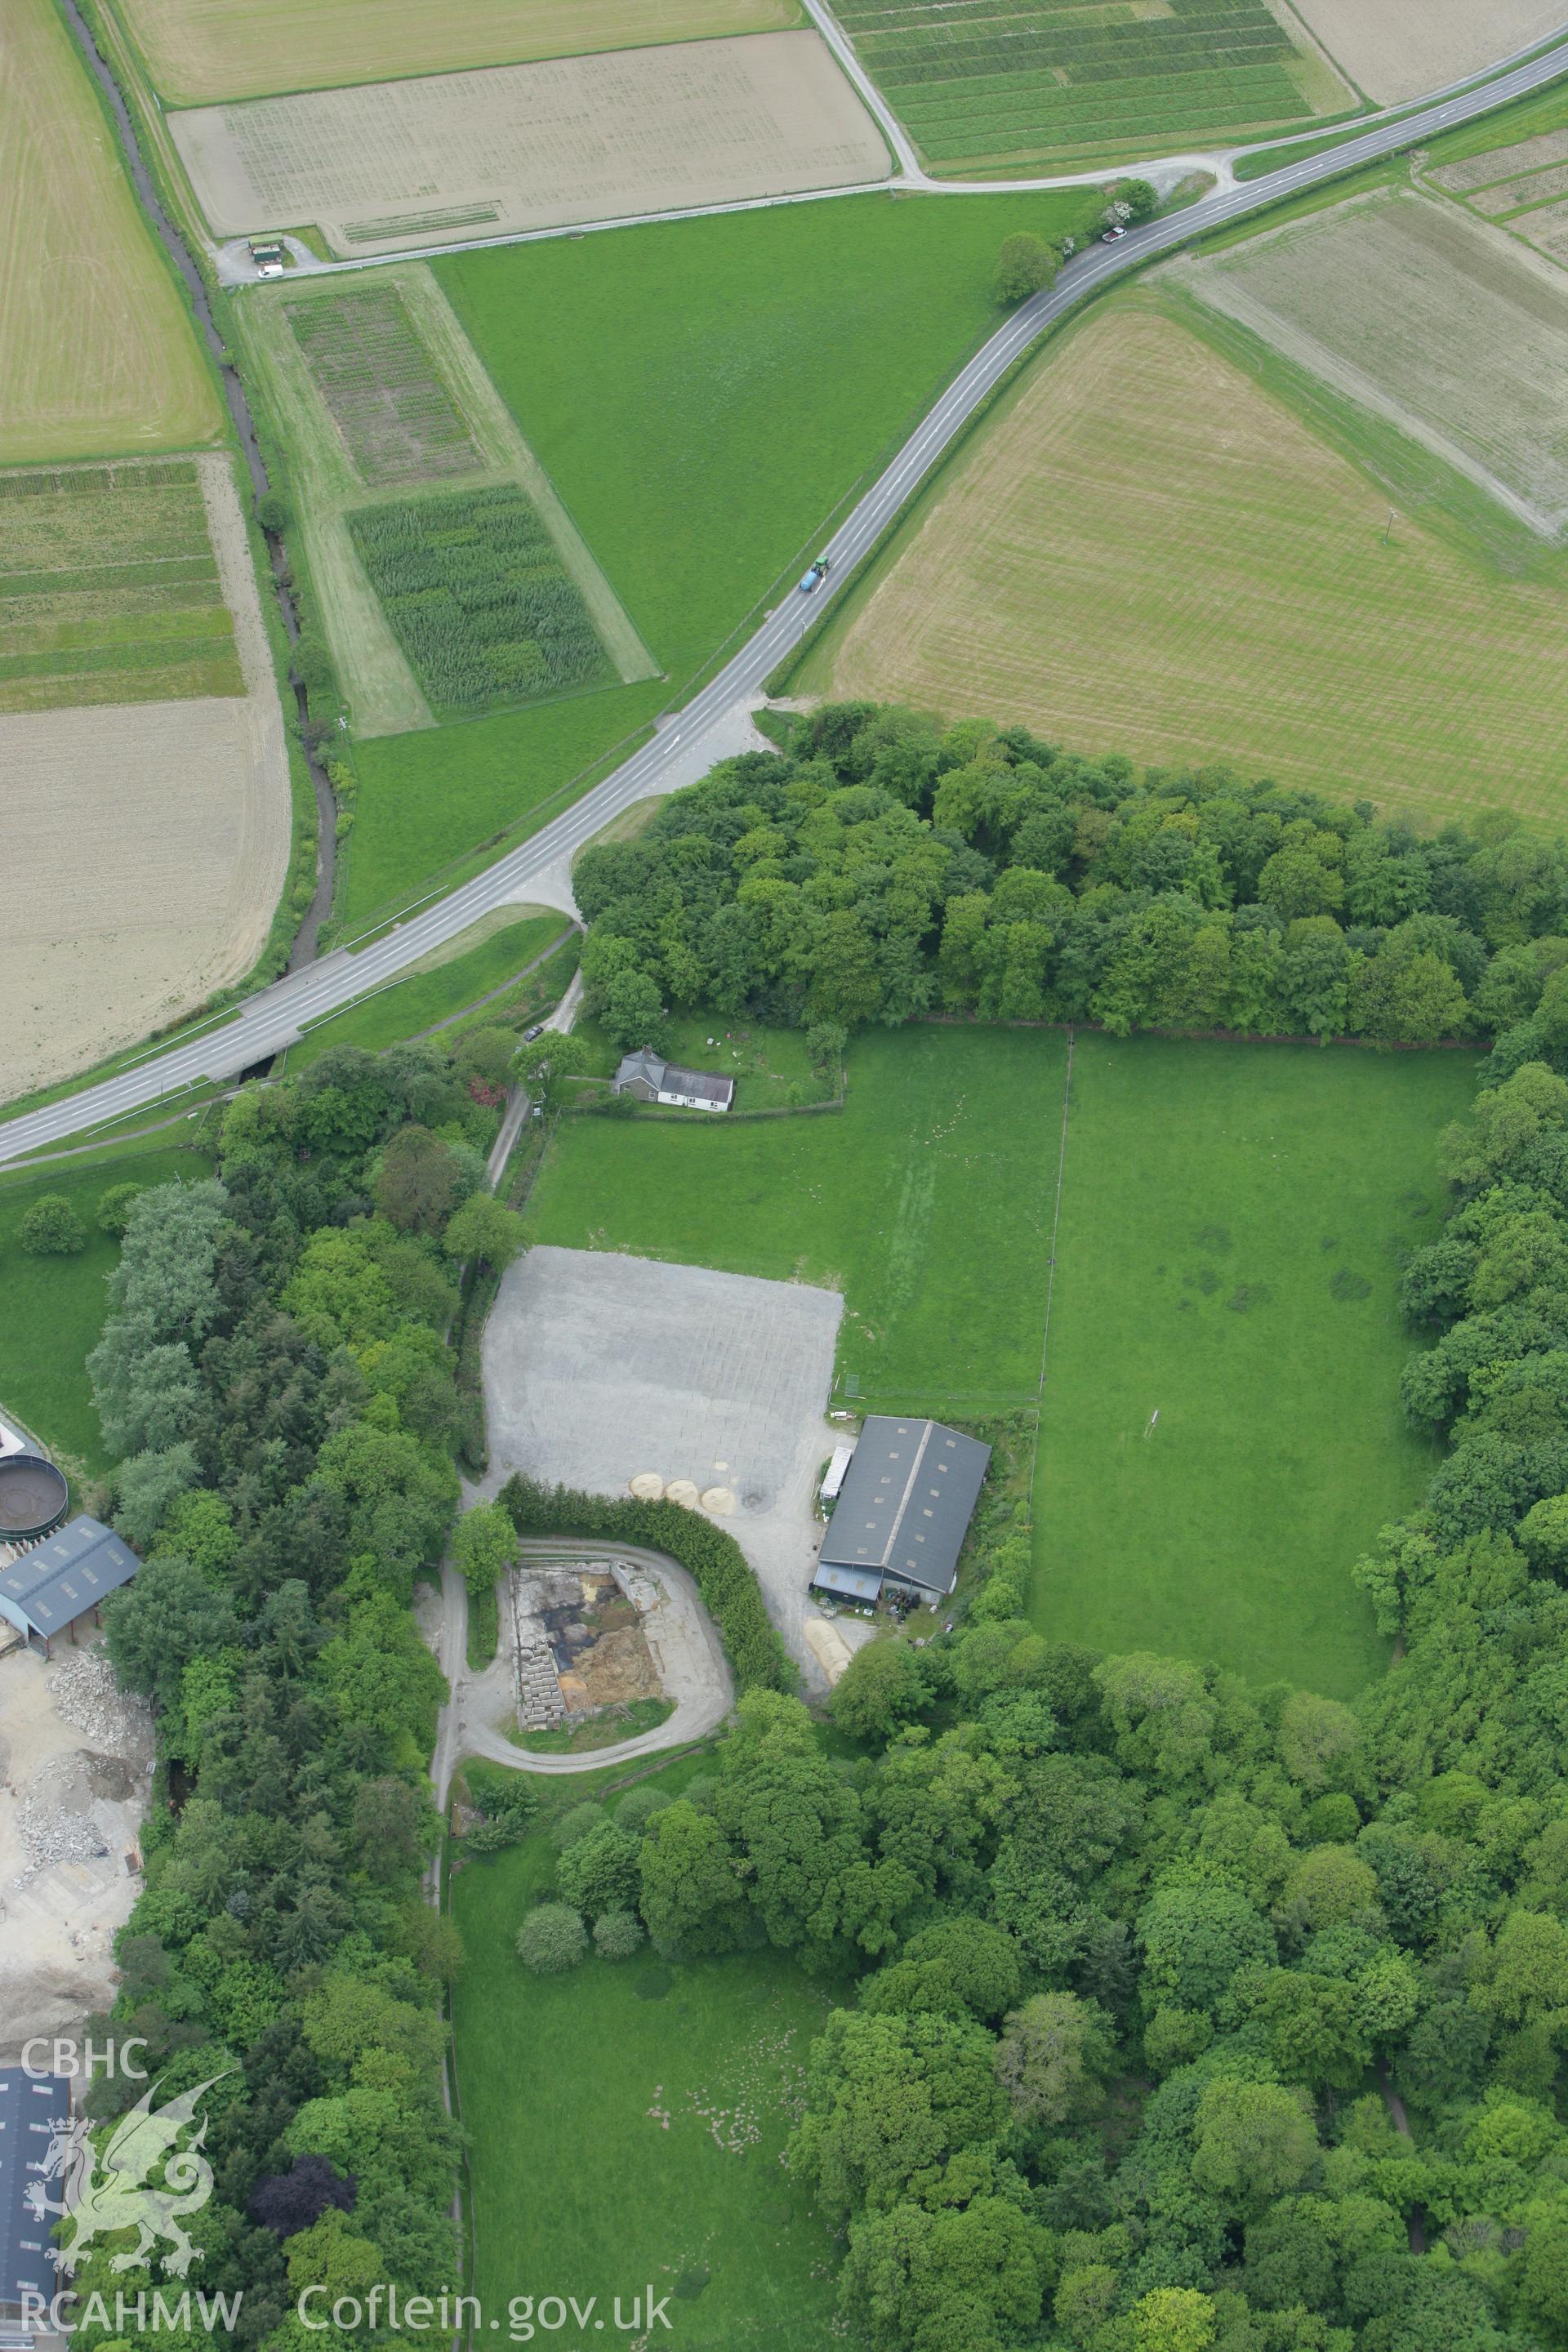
[572, 706, 1568, 1051]
[79, 1039, 509, 2345]
[74, 734, 1568, 2352]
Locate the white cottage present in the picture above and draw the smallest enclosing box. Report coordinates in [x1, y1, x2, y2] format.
[612, 1048, 734, 1112]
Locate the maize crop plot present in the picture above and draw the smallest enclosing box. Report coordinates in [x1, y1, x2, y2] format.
[830, 0, 1344, 168]
[346, 485, 613, 713]
[285, 285, 483, 488]
[0, 460, 242, 712]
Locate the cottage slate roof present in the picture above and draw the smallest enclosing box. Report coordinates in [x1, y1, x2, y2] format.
[612, 1050, 734, 1106]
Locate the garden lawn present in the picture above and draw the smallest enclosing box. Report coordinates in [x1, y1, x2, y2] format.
[1034, 1034, 1480, 1697]
[287, 909, 571, 1069]
[527, 1025, 1068, 1410]
[449, 1772, 843, 2352]
[568, 1013, 825, 1107]
[0, 1142, 214, 1475]
[527, 1024, 1476, 1692]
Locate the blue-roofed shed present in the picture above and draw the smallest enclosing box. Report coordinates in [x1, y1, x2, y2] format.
[0, 1519, 139, 1655]
[0, 2069, 69, 2335]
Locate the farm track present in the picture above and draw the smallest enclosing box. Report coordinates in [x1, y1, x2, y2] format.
[4, 34, 1568, 1160]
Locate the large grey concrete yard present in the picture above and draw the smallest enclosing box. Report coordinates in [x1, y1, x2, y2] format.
[480, 1246, 844, 1682]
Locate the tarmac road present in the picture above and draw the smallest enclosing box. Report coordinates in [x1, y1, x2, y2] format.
[2, 38, 1566, 1168]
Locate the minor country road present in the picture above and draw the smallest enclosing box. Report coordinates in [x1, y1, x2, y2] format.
[2, 42, 1566, 1168]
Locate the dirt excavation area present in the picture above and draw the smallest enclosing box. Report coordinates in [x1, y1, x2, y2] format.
[0, 1640, 153, 2069]
[444, 1546, 736, 1769]
[511, 1562, 664, 1734]
[1290, 0, 1568, 105]
[171, 31, 889, 255]
[480, 1245, 853, 1685]
[0, 455, 291, 1101]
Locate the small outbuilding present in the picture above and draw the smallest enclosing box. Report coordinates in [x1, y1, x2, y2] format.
[0, 2068, 70, 2341]
[816, 1415, 991, 1602]
[612, 1048, 734, 1112]
[819, 1442, 855, 1503]
[0, 1518, 139, 1656]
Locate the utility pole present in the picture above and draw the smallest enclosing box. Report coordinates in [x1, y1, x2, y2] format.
[1382, 508, 1396, 547]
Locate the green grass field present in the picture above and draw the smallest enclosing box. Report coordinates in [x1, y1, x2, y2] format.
[831, 0, 1347, 171]
[341, 685, 664, 929]
[340, 682, 663, 928]
[1033, 1035, 1476, 1696]
[0, 1142, 215, 1475]
[528, 1027, 1067, 1410]
[437, 192, 1098, 697]
[287, 910, 572, 1070]
[0, 461, 240, 712]
[450, 1761, 843, 2352]
[524, 1027, 1476, 1692]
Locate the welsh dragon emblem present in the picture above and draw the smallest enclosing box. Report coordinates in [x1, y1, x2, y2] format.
[25, 2074, 230, 2278]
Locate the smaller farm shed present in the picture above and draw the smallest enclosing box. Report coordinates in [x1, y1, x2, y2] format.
[818, 1416, 991, 1600]
[0, 1518, 139, 1653]
[0, 2068, 70, 2336]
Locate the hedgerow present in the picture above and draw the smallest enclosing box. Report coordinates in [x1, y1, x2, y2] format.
[497, 1472, 794, 1695]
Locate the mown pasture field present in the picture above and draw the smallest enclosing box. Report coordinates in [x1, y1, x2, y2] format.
[171, 33, 884, 256]
[801, 301, 1568, 830]
[1032, 1034, 1474, 1699]
[831, 0, 1350, 169]
[0, 461, 240, 713]
[450, 1757, 844, 2352]
[347, 487, 612, 715]
[527, 1026, 1067, 1414]
[115, 0, 801, 106]
[1191, 190, 1568, 535]
[0, 1142, 215, 1476]
[1, 0, 219, 463]
[525, 1026, 1468, 1691]
[436, 186, 1100, 706]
